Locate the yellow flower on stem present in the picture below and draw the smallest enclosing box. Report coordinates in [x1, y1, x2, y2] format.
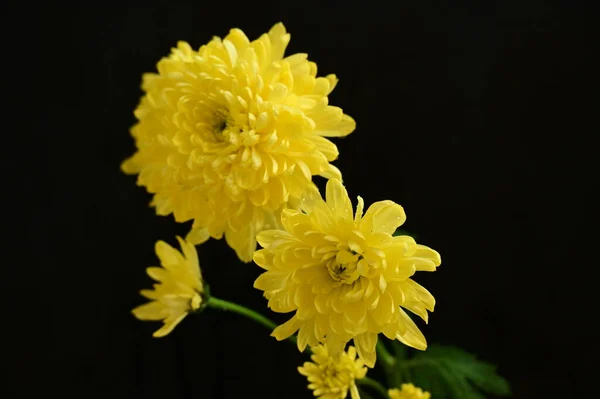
[298, 345, 367, 399]
[253, 179, 441, 367]
[388, 384, 431, 399]
[132, 237, 203, 337]
[122, 22, 355, 262]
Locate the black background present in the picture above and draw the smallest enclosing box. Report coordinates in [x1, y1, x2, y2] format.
[6, 1, 595, 398]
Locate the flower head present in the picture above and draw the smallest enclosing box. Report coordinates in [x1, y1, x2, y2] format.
[122, 23, 355, 262]
[132, 237, 203, 337]
[388, 384, 431, 399]
[298, 344, 367, 399]
[253, 179, 441, 367]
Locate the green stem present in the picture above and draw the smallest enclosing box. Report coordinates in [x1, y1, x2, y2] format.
[206, 297, 388, 397]
[206, 296, 297, 345]
[357, 376, 389, 398]
[376, 341, 396, 368]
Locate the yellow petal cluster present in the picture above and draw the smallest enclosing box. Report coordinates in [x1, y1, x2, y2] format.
[122, 22, 355, 262]
[388, 384, 431, 399]
[253, 179, 441, 367]
[298, 345, 367, 399]
[132, 237, 203, 337]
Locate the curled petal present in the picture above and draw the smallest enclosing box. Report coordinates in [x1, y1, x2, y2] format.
[412, 245, 442, 271]
[325, 179, 353, 222]
[272, 315, 301, 341]
[354, 332, 378, 368]
[396, 309, 427, 351]
[360, 200, 406, 236]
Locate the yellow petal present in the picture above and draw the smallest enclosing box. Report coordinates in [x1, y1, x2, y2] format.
[146, 267, 168, 282]
[225, 28, 250, 51]
[272, 315, 301, 341]
[252, 249, 274, 270]
[300, 185, 321, 213]
[267, 22, 290, 61]
[313, 106, 356, 137]
[254, 270, 289, 291]
[354, 196, 365, 222]
[403, 279, 435, 311]
[256, 229, 293, 249]
[350, 384, 361, 399]
[319, 163, 343, 181]
[309, 200, 336, 232]
[396, 309, 427, 350]
[297, 323, 313, 352]
[344, 300, 367, 325]
[222, 38, 238, 67]
[224, 223, 256, 263]
[325, 74, 338, 94]
[120, 156, 141, 174]
[325, 334, 348, 359]
[370, 291, 394, 325]
[132, 301, 167, 321]
[310, 136, 339, 161]
[176, 236, 200, 278]
[412, 245, 442, 270]
[153, 313, 187, 337]
[155, 240, 185, 269]
[186, 226, 210, 246]
[360, 201, 406, 235]
[280, 208, 311, 236]
[140, 289, 159, 300]
[336, 249, 358, 264]
[325, 179, 353, 222]
[354, 332, 378, 368]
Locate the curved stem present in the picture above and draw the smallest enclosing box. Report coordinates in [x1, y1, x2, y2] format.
[376, 341, 396, 368]
[357, 376, 388, 398]
[206, 297, 388, 397]
[206, 296, 297, 345]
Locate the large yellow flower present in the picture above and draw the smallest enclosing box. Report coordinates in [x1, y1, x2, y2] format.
[388, 384, 431, 399]
[298, 344, 367, 399]
[253, 179, 441, 367]
[122, 23, 355, 262]
[132, 237, 203, 337]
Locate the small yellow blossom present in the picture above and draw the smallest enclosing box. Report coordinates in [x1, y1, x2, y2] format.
[388, 384, 431, 399]
[298, 345, 367, 399]
[254, 179, 441, 367]
[132, 237, 203, 337]
[122, 22, 355, 262]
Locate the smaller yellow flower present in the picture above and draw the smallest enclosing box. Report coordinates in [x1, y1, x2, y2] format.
[298, 345, 367, 399]
[388, 384, 431, 399]
[132, 237, 203, 337]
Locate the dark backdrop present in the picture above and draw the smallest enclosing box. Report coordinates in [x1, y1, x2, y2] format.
[7, 1, 594, 398]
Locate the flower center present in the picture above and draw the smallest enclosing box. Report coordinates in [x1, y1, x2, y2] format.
[327, 250, 361, 286]
[320, 361, 352, 391]
[211, 107, 231, 139]
[214, 119, 227, 134]
[208, 107, 259, 148]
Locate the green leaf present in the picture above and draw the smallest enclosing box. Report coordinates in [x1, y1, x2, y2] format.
[387, 343, 511, 399]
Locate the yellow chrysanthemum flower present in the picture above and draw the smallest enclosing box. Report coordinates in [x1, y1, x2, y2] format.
[253, 179, 441, 367]
[132, 237, 203, 337]
[122, 22, 355, 262]
[388, 384, 431, 399]
[298, 344, 367, 399]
